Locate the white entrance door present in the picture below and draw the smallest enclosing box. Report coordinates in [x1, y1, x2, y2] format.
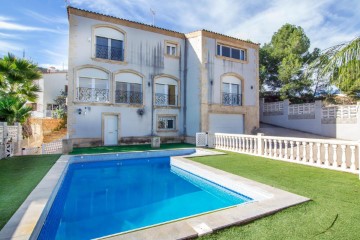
[104, 115, 118, 145]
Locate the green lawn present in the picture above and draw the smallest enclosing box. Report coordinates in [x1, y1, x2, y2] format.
[0, 154, 60, 229]
[70, 143, 195, 155]
[191, 151, 360, 240]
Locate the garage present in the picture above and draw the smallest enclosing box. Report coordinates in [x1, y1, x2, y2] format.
[209, 113, 244, 134]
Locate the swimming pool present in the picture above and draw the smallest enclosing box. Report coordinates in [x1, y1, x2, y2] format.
[37, 150, 252, 239]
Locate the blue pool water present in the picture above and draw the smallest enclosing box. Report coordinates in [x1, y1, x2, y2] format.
[38, 156, 251, 239]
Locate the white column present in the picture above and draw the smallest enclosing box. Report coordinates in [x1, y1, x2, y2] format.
[257, 133, 264, 155]
[332, 144, 338, 168]
[290, 141, 294, 160]
[309, 143, 314, 164]
[324, 144, 329, 166]
[296, 141, 300, 161]
[317, 143, 321, 165]
[278, 140, 282, 158]
[302, 141, 307, 162]
[340, 145, 347, 169]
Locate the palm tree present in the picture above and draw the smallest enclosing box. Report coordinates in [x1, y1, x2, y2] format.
[306, 37, 360, 94]
[0, 96, 32, 125]
[0, 53, 41, 102]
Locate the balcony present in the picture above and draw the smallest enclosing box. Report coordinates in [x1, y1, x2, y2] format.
[155, 93, 178, 106]
[76, 87, 109, 102]
[115, 90, 143, 104]
[222, 93, 242, 106]
[96, 44, 124, 61]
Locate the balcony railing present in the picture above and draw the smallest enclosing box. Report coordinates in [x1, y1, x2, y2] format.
[96, 44, 124, 61]
[115, 90, 143, 104]
[222, 93, 242, 106]
[155, 93, 178, 106]
[76, 87, 109, 102]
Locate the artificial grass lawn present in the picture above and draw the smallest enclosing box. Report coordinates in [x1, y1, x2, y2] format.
[0, 154, 60, 230]
[191, 151, 360, 240]
[70, 143, 195, 155]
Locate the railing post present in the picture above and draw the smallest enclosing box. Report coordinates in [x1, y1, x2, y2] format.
[257, 133, 264, 155]
[41, 143, 45, 154]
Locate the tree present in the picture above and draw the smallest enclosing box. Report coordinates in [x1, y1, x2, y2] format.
[0, 53, 42, 125]
[260, 24, 314, 100]
[306, 37, 360, 94]
[0, 96, 32, 125]
[0, 53, 41, 102]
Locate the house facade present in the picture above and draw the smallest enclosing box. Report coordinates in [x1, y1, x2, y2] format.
[67, 7, 259, 147]
[30, 70, 68, 118]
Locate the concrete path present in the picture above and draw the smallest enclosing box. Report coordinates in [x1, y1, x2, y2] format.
[255, 123, 333, 139]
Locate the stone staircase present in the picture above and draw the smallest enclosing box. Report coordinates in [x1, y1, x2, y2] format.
[43, 128, 67, 143]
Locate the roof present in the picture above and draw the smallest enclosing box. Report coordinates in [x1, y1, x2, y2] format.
[67, 6, 259, 47]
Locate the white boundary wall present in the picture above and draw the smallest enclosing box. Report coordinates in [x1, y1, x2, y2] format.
[260, 99, 360, 140]
[196, 133, 360, 176]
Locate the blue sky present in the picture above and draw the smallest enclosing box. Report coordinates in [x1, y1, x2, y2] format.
[1, 0, 359, 70]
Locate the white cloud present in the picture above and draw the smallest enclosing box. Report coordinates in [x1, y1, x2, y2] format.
[0, 32, 20, 39]
[0, 16, 67, 34]
[23, 10, 68, 25]
[0, 41, 23, 56]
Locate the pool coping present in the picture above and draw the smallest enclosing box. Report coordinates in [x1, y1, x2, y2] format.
[0, 148, 309, 240]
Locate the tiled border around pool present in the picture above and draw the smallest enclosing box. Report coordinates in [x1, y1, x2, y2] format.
[0, 148, 309, 240]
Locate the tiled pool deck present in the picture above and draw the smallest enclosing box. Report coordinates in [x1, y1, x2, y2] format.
[0, 148, 309, 240]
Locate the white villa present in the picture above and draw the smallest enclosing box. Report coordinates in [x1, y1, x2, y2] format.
[29, 69, 68, 118]
[67, 7, 259, 147]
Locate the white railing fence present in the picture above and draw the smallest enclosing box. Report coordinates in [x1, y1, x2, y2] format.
[322, 105, 358, 119]
[197, 133, 359, 175]
[289, 103, 315, 115]
[20, 140, 63, 156]
[263, 101, 284, 113]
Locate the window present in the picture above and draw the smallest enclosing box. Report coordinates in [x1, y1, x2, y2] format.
[222, 82, 241, 105]
[46, 104, 59, 110]
[96, 36, 123, 61]
[114, 72, 143, 105]
[155, 83, 177, 106]
[115, 82, 142, 104]
[76, 68, 110, 103]
[217, 44, 246, 61]
[158, 116, 176, 130]
[165, 41, 178, 57]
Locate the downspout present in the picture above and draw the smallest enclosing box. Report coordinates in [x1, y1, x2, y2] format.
[183, 38, 188, 137]
[151, 74, 154, 136]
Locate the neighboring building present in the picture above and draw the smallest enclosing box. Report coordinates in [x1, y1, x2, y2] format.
[67, 7, 259, 147]
[30, 69, 68, 118]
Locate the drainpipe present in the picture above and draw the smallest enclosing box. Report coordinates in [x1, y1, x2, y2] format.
[183, 39, 188, 137]
[151, 74, 154, 136]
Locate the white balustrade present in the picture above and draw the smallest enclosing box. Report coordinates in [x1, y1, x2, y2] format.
[289, 103, 315, 115]
[322, 105, 358, 119]
[210, 133, 359, 174]
[263, 101, 284, 113]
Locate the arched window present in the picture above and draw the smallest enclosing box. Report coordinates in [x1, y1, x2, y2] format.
[222, 74, 242, 106]
[114, 71, 143, 104]
[76, 67, 110, 102]
[93, 25, 125, 61]
[154, 75, 179, 106]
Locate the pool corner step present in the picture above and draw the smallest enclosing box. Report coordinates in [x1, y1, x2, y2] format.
[190, 223, 213, 236]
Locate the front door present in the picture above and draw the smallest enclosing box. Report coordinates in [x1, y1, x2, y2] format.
[104, 115, 118, 145]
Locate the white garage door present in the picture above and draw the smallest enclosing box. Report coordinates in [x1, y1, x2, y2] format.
[209, 114, 244, 134]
